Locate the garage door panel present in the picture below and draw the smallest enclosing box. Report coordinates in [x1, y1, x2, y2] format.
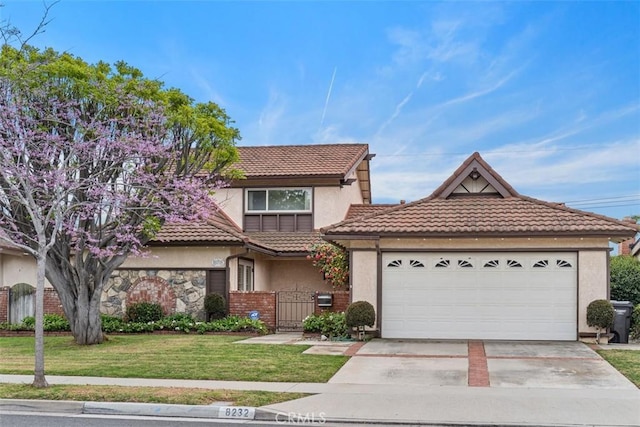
[382, 252, 577, 340]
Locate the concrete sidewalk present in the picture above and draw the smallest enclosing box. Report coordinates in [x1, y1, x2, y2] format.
[2, 374, 639, 426]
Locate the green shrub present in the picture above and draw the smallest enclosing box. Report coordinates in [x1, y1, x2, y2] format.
[163, 313, 194, 322]
[18, 314, 70, 331]
[101, 314, 126, 333]
[99, 313, 268, 335]
[204, 293, 226, 320]
[43, 314, 70, 331]
[303, 311, 348, 338]
[345, 301, 375, 329]
[631, 304, 640, 341]
[586, 299, 615, 343]
[610, 255, 640, 306]
[21, 316, 35, 328]
[125, 301, 164, 323]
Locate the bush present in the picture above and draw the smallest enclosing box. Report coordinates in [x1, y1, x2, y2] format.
[345, 301, 375, 329]
[586, 299, 615, 343]
[610, 255, 640, 306]
[631, 304, 640, 341]
[43, 314, 70, 331]
[204, 293, 226, 320]
[125, 301, 164, 323]
[101, 314, 126, 333]
[302, 311, 348, 339]
[18, 314, 70, 331]
[21, 316, 35, 328]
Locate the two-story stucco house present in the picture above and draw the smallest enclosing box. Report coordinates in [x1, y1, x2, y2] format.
[100, 143, 374, 329]
[1, 146, 637, 341]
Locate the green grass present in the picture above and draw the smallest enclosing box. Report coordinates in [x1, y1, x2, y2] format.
[597, 350, 640, 387]
[0, 383, 308, 407]
[0, 335, 348, 383]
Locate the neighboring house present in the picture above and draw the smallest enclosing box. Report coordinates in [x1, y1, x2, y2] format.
[618, 235, 640, 260]
[322, 152, 638, 341]
[633, 240, 640, 260]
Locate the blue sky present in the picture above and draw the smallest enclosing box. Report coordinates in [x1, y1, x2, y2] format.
[3, 1, 639, 220]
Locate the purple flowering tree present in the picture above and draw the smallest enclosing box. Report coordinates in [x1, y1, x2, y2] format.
[0, 45, 239, 386]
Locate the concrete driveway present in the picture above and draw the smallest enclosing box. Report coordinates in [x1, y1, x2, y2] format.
[328, 339, 637, 390]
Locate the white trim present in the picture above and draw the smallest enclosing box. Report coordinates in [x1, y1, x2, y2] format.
[238, 259, 254, 291]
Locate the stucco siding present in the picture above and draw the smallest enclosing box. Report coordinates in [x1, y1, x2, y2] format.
[267, 259, 330, 291]
[351, 250, 377, 315]
[314, 180, 364, 228]
[214, 188, 243, 228]
[121, 246, 233, 269]
[252, 257, 270, 291]
[1, 255, 49, 288]
[578, 250, 609, 333]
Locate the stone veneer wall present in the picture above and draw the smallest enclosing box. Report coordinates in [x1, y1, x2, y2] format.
[103, 269, 207, 320]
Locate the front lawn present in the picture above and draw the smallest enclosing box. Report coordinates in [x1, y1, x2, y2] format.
[0, 335, 348, 383]
[0, 384, 307, 407]
[597, 350, 640, 387]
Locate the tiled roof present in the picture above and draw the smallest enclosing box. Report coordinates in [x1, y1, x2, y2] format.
[235, 144, 369, 178]
[323, 196, 639, 237]
[345, 204, 399, 220]
[151, 213, 323, 254]
[152, 211, 245, 244]
[245, 232, 324, 253]
[324, 152, 638, 239]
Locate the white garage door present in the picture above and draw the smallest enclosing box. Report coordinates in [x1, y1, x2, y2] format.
[382, 252, 577, 340]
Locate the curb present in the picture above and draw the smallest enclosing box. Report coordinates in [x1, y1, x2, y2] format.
[2, 399, 621, 427]
[1, 399, 280, 421]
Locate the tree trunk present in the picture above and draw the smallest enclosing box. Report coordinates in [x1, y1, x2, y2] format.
[46, 252, 127, 345]
[32, 255, 48, 388]
[66, 279, 104, 345]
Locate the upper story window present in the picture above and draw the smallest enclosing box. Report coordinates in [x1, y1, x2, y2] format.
[246, 188, 312, 213]
[244, 188, 313, 232]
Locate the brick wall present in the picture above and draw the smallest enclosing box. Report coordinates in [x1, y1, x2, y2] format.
[618, 238, 634, 256]
[0, 287, 8, 323]
[43, 288, 64, 316]
[0, 286, 64, 323]
[315, 290, 350, 314]
[228, 291, 276, 331]
[127, 276, 177, 316]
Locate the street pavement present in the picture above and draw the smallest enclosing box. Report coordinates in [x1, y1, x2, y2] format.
[1, 337, 639, 426]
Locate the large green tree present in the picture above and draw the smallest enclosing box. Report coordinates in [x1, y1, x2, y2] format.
[0, 44, 241, 356]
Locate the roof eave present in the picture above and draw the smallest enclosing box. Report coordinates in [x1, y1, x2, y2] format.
[323, 230, 636, 240]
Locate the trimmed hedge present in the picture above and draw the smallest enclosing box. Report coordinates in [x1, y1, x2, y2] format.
[345, 301, 375, 329]
[1, 313, 267, 335]
[204, 293, 226, 321]
[586, 299, 614, 343]
[125, 301, 164, 323]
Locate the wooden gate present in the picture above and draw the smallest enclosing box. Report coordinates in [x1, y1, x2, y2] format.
[9, 283, 35, 324]
[277, 291, 315, 331]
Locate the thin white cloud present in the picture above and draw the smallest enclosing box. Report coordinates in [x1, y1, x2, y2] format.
[377, 91, 414, 135]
